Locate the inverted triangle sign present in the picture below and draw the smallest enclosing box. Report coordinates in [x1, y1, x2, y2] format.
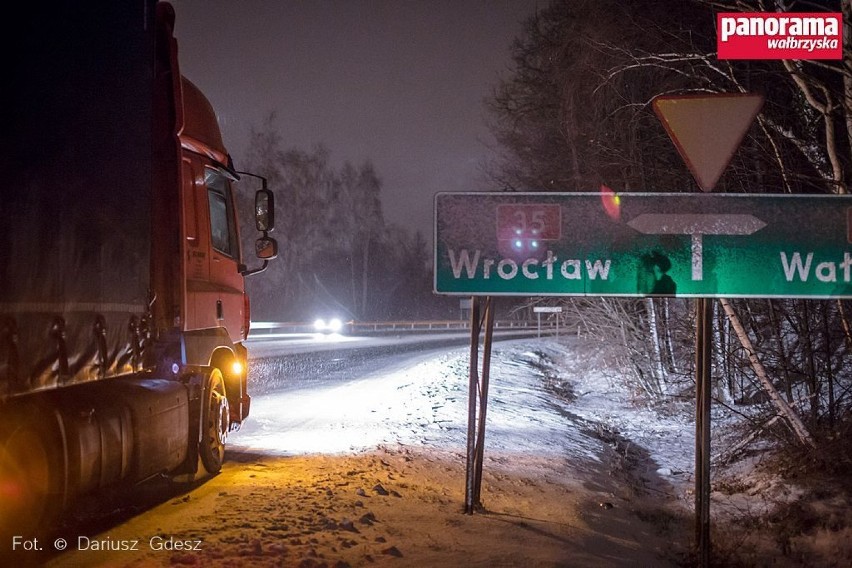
[652, 93, 763, 192]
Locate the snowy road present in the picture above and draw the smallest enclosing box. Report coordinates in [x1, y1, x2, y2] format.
[233, 337, 611, 462]
[244, 328, 546, 357]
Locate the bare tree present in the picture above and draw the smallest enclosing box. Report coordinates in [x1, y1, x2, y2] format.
[242, 115, 441, 321]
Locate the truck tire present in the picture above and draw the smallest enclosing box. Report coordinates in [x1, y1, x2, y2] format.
[0, 412, 62, 541]
[199, 369, 229, 474]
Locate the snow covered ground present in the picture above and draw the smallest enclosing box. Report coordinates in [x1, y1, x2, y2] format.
[44, 336, 850, 567]
[234, 336, 696, 516]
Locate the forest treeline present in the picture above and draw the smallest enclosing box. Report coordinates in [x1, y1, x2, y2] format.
[235, 114, 451, 323]
[486, 0, 852, 449]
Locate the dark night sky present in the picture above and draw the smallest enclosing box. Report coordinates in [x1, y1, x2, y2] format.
[170, 0, 542, 241]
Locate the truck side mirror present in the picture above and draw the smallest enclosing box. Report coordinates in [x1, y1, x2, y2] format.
[255, 189, 275, 232]
[236, 172, 279, 277]
[255, 235, 278, 260]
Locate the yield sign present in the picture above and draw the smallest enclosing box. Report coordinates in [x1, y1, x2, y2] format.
[652, 93, 764, 192]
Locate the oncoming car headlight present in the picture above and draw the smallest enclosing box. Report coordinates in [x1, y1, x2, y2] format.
[314, 317, 344, 333]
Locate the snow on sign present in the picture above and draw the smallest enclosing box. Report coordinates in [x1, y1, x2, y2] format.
[433, 192, 852, 299]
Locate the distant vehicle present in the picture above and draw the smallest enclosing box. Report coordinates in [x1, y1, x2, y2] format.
[314, 317, 346, 334]
[0, 0, 277, 538]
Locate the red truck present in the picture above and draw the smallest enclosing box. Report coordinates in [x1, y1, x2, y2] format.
[0, 1, 276, 538]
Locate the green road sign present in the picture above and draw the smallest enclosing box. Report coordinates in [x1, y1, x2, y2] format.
[433, 192, 852, 298]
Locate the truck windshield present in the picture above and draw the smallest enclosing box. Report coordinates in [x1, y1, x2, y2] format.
[205, 168, 238, 258]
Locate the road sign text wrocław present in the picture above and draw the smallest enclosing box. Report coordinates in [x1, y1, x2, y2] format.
[434, 192, 852, 299]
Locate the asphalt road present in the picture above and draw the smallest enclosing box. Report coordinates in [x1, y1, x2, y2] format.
[245, 329, 549, 395]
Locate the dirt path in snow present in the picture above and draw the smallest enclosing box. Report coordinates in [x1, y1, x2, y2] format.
[41, 445, 685, 568]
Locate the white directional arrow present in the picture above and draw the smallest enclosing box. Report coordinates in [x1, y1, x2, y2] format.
[628, 213, 767, 281]
[627, 213, 766, 235]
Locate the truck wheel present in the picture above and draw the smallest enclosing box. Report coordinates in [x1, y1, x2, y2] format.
[0, 419, 59, 540]
[199, 369, 229, 474]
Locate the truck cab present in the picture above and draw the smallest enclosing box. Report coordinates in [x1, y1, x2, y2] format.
[177, 76, 267, 427]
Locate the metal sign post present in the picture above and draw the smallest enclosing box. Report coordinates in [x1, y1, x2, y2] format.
[465, 296, 495, 514]
[695, 297, 713, 565]
[464, 297, 481, 514]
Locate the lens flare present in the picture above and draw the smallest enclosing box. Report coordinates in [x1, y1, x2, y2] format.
[600, 184, 621, 221]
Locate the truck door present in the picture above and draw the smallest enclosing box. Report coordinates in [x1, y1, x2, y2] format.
[182, 157, 245, 342]
[203, 166, 245, 342]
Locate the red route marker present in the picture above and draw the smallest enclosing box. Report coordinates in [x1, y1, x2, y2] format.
[496, 204, 561, 241]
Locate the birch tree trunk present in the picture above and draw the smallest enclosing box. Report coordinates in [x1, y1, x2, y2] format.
[645, 299, 666, 392]
[663, 299, 678, 374]
[713, 300, 733, 404]
[719, 299, 815, 447]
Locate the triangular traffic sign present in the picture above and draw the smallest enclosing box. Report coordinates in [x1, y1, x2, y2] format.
[652, 93, 763, 192]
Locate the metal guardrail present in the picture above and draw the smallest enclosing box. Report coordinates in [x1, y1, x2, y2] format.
[249, 319, 556, 336]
